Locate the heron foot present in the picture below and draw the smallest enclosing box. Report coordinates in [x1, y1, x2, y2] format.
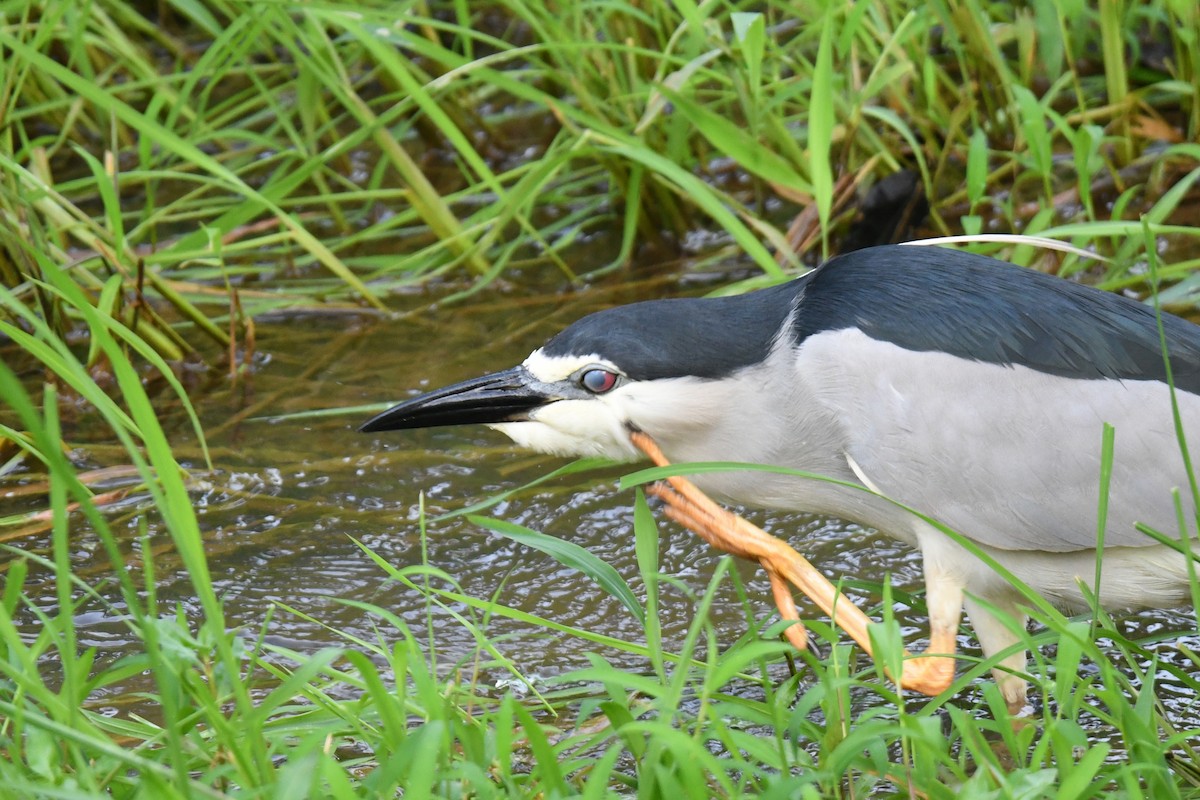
[895, 647, 957, 697]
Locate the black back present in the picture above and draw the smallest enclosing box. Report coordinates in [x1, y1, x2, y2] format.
[795, 246, 1200, 394]
[543, 245, 1200, 392]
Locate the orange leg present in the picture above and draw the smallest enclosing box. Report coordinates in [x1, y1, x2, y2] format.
[631, 431, 958, 698]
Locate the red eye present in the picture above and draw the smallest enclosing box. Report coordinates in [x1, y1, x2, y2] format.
[580, 368, 618, 394]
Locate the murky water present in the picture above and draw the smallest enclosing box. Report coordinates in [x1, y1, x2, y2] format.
[7, 261, 1200, 741]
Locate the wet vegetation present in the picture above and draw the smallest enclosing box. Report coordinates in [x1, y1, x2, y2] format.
[3, 0, 1200, 796]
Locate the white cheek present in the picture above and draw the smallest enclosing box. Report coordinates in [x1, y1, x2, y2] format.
[489, 399, 639, 461]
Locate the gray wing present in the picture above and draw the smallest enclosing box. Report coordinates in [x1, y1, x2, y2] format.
[803, 328, 1200, 552]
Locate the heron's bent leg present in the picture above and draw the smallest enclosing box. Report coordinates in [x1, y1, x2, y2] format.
[633, 431, 960, 699]
[643, 479, 879, 657]
[964, 596, 1029, 714]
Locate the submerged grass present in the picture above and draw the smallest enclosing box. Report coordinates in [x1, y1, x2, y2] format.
[2, 0, 1200, 796]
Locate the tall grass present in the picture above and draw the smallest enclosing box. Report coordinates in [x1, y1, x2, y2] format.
[3, 0, 1200, 796]
[2, 0, 1199, 357]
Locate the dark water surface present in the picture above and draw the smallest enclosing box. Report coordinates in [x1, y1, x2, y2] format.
[10, 266, 1200, 743]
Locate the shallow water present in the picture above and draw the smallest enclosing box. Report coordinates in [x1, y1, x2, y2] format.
[7, 265, 1200, 740]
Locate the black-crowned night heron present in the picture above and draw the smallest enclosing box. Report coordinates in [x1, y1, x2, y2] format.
[362, 244, 1200, 711]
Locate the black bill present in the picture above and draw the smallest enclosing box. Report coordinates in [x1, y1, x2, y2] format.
[359, 366, 553, 433]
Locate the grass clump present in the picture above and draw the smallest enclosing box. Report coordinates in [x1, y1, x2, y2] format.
[2, 0, 1199, 352]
